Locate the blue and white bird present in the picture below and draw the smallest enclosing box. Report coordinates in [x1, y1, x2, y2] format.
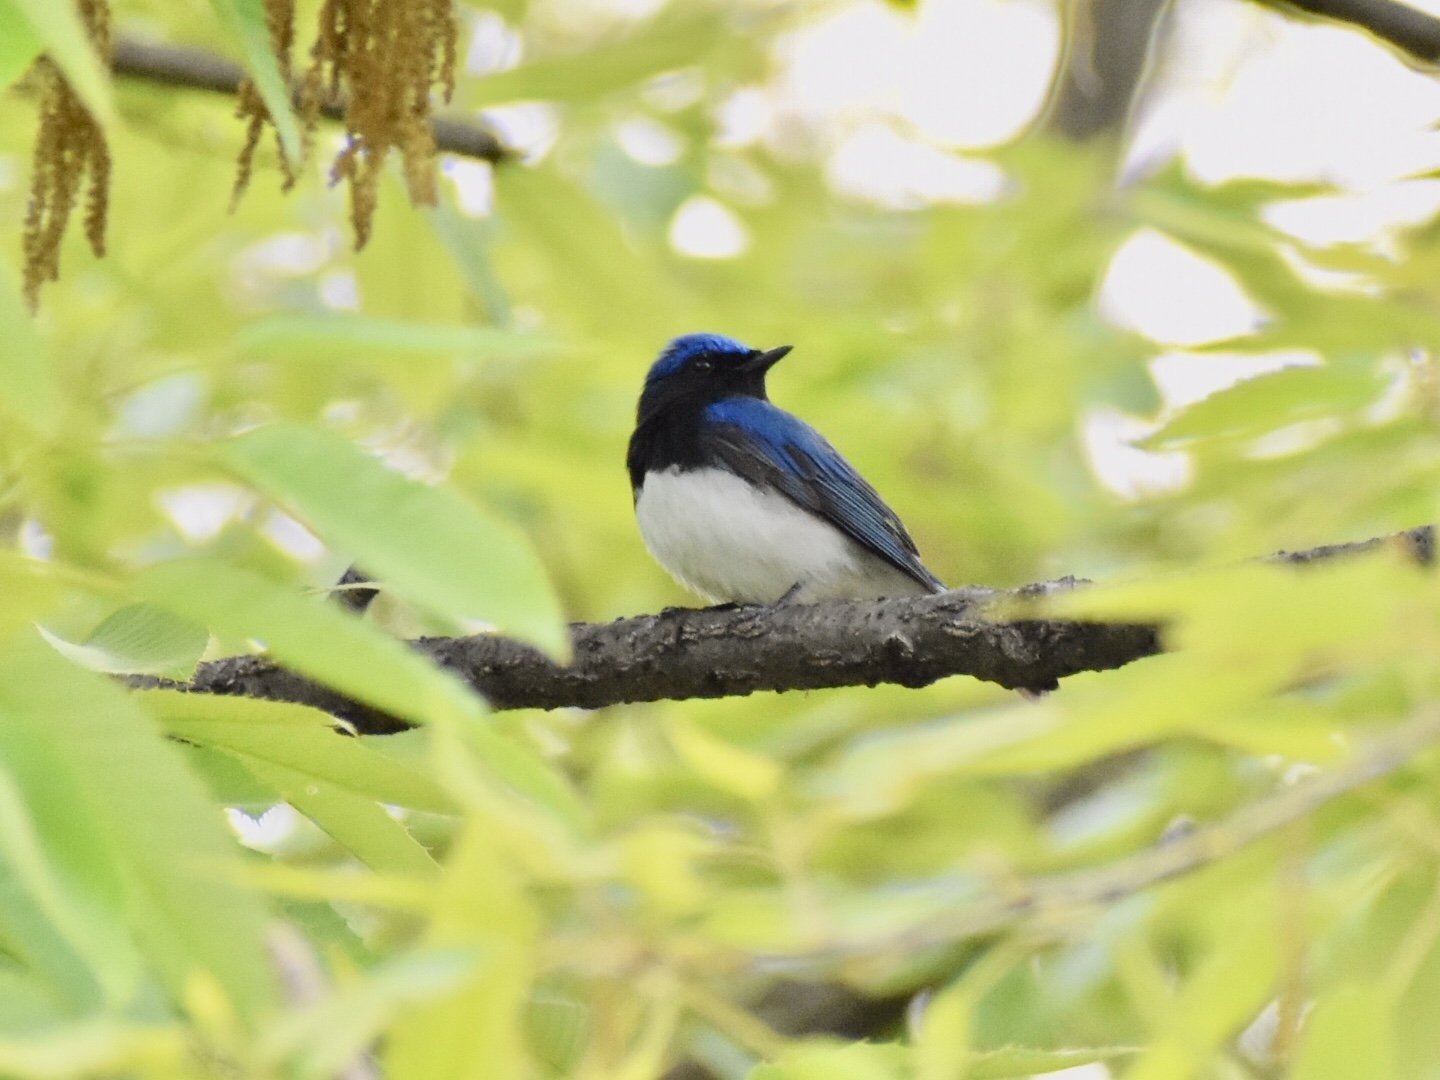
[627, 333, 946, 605]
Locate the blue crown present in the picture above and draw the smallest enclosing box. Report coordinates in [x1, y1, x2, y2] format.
[647, 333, 752, 382]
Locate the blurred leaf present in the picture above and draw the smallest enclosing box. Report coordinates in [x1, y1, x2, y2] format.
[0, 257, 60, 433]
[0, 1018, 184, 1078]
[807, 708, 1052, 816]
[260, 949, 476, 1080]
[145, 691, 457, 813]
[0, 633, 277, 1020]
[0, 554, 66, 648]
[237, 313, 548, 361]
[233, 861, 435, 911]
[0, 0, 112, 126]
[525, 988, 590, 1073]
[178, 742, 278, 810]
[493, 163, 687, 333]
[385, 825, 537, 1080]
[618, 820, 710, 915]
[134, 558, 486, 727]
[752, 1041, 911, 1080]
[41, 603, 208, 678]
[0, 860, 114, 1017]
[247, 758, 439, 876]
[1292, 985, 1393, 1080]
[1140, 362, 1386, 449]
[914, 974, 972, 1080]
[207, 0, 303, 162]
[0, 757, 141, 1003]
[0, 3, 41, 90]
[429, 202, 513, 328]
[967, 1046, 1141, 1078]
[223, 423, 567, 657]
[453, 722, 591, 835]
[134, 563, 582, 826]
[667, 718, 781, 802]
[1126, 889, 1283, 1078]
[466, 8, 726, 105]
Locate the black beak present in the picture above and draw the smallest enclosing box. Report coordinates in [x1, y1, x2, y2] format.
[744, 345, 792, 373]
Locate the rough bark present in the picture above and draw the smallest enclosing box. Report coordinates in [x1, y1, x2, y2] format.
[131, 527, 1433, 736]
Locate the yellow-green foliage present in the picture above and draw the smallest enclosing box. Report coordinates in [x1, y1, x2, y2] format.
[0, 2, 1439, 1079]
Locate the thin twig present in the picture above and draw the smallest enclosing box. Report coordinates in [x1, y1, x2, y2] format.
[110, 38, 511, 164]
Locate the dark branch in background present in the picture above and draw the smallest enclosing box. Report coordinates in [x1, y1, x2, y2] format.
[110, 38, 511, 164]
[1258, 0, 1440, 62]
[133, 527, 1433, 736]
[1046, 0, 1440, 141]
[331, 564, 380, 615]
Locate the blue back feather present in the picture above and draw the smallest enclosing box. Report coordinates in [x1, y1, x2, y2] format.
[702, 396, 942, 592]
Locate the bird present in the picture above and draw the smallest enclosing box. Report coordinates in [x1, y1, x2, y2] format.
[626, 332, 946, 605]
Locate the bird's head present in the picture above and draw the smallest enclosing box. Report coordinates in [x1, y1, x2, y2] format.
[638, 333, 792, 419]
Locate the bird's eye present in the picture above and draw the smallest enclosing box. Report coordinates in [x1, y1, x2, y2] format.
[694, 359, 714, 373]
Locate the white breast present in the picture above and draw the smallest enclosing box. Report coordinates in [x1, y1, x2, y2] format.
[634, 467, 927, 604]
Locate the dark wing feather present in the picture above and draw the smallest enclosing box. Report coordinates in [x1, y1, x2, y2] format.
[702, 397, 944, 593]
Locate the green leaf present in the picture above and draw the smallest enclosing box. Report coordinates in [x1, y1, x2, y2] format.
[667, 718, 781, 802]
[752, 1041, 911, 1080]
[1140, 362, 1386, 450]
[0, 861, 107, 1014]
[0, 757, 142, 1003]
[178, 743, 279, 811]
[222, 423, 567, 657]
[428, 203, 514, 329]
[0, 1019, 184, 1078]
[207, 0, 303, 163]
[135, 564, 584, 827]
[145, 691, 457, 813]
[0, 633, 277, 1020]
[0, 554, 67, 648]
[384, 825, 538, 1080]
[0, 257, 60, 433]
[0, 0, 113, 127]
[246, 758, 439, 876]
[133, 559, 487, 727]
[0, 0, 41, 92]
[1292, 985, 1394, 1080]
[42, 603, 208, 678]
[526, 988, 590, 1073]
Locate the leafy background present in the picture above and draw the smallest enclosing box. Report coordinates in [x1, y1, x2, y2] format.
[1, 0, 1440, 1077]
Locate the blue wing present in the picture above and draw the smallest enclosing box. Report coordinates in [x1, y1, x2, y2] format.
[702, 397, 943, 593]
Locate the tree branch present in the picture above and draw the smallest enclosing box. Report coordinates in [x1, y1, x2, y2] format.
[110, 38, 512, 164]
[1251, 0, 1440, 64]
[160, 579, 1158, 734]
[131, 527, 1433, 735]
